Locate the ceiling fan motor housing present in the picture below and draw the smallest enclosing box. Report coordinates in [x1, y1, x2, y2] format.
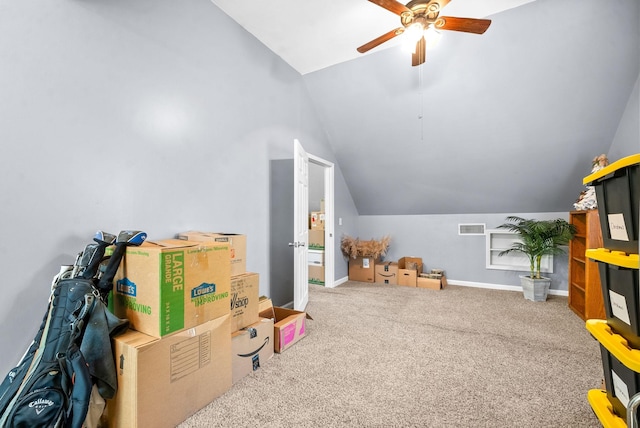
[402, 0, 441, 29]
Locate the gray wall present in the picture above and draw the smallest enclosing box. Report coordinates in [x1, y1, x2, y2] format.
[356, 212, 572, 291]
[609, 74, 640, 161]
[308, 162, 324, 212]
[0, 0, 357, 374]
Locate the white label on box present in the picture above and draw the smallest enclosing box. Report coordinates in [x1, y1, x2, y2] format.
[170, 331, 211, 383]
[362, 258, 370, 269]
[608, 213, 630, 241]
[612, 369, 630, 408]
[609, 290, 632, 325]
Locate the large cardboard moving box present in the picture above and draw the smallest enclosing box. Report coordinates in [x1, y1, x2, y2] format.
[258, 297, 312, 353]
[107, 315, 232, 428]
[113, 239, 230, 338]
[308, 265, 325, 286]
[310, 211, 325, 230]
[308, 229, 325, 250]
[348, 256, 380, 283]
[177, 231, 247, 276]
[231, 318, 274, 384]
[230, 272, 260, 333]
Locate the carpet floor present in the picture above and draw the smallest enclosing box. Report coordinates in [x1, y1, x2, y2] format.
[179, 282, 604, 427]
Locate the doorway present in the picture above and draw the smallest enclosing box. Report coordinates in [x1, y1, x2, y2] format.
[268, 140, 334, 310]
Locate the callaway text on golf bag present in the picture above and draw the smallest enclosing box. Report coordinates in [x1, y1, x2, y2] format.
[0, 230, 147, 428]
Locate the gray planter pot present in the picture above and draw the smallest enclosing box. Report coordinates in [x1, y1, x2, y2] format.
[519, 275, 551, 302]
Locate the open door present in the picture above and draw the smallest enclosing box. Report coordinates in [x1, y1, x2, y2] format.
[293, 139, 309, 311]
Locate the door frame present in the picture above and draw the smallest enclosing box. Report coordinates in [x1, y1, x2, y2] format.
[308, 153, 335, 289]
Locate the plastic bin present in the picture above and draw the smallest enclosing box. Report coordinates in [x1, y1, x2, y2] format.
[583, 154, 640, 255]
[587, 319, 640, 421]
[587, 389, 627, 428]
[588, 249, 640, 348]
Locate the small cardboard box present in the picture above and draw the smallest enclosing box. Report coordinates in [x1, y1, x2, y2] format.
[417, 275, 448, 290]
[398, 257, 423, 287]
[177, 231, 247, 277]
[348, 256, 380, 283]
[106, 315, 232, 428]
[230, 272, 260, 333]
[258, 296, 312, 353]
[231, 318, 274, 384]
[308, 264, 325, 286]
[310, 211, 325, 230]
[308, 229, 325, 250]
[375, 261, 398, 285]
[113, 239, 231, 338]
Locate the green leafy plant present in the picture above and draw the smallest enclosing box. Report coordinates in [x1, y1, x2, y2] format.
[497, 216, 577, 279]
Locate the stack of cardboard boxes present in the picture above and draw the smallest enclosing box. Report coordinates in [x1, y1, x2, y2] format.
[104, 231, 309, 427]
[309, 208, 325, 286]
[354, 255, 448, 290]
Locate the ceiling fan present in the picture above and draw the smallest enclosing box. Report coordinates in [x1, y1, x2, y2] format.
[357, 0, 491, 66]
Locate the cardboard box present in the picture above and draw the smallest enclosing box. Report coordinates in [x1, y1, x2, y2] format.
[231, 318, 274, 384]
[308, 250, 324, 266]
[310, 211, 325, 230]
[106, 315, 232, 428]
[398, 257, 423, 287]
[177, 231, 247, 276]
[348, 256, 380, 283]
[375, 261, 398, 284]
[230, 272, 260, 333]
[308, 265, 325, 286]
[113, 239, 230, 338]
[258, 296, 312, 353]
[308, 229, 325, 250]
[417, 275, 448, 290]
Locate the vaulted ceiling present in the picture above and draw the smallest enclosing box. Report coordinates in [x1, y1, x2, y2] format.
[214, 0, 639, 215]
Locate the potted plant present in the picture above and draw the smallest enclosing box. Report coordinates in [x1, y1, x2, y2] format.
[497, 216, 576, 301]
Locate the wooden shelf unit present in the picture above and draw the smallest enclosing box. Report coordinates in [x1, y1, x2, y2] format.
[568, 210, 605, 320]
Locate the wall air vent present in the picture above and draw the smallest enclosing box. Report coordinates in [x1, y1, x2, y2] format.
[458, 223, 486, 236]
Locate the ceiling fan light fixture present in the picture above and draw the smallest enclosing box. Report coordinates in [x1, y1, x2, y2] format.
[424, 25, 442, 49]
[404, 22, 425, 44]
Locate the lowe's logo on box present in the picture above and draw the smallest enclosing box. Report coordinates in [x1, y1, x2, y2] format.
[191, 283, 216, 299]
[116, 278, 137, 297]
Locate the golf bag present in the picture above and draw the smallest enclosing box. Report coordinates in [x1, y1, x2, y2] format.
[0, 230, 147, 428]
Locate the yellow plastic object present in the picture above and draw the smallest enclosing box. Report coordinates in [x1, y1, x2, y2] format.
[588, 389, 628, 428]
[587, 319, 640, 372]
[587, 248, 640, 269]
[584, 153, 640, 185]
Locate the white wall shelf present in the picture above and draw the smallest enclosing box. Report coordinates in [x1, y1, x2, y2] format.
[485, 229, 553, 273]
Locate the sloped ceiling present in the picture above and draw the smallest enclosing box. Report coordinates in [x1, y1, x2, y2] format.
[215, 0, 640, 215]
[210, 0, 537, 75]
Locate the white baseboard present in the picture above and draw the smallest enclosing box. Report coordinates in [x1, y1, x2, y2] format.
[330, 277, 569, 296]
[329, 276, 348, 288]
[448, 279, 569, 297]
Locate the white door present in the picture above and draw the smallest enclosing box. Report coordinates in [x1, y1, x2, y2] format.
[293, 139, 309, 310]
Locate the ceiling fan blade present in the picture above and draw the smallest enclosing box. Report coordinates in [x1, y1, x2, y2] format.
[357, 27, 404, 53]
[435, 17, 492, 34]
[367, 0, 412, 16]
[411, 36, 426, 66]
